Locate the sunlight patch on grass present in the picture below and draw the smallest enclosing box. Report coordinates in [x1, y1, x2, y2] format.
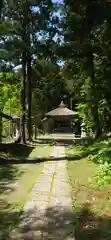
[0, 144, 53, 209]
[7, 163, 43, 208]
[0, 162, 44, 238]
[0, 143, 54, 237]
[67, 154, 111, 239]
[29, 144, 53, 159]
[67, 151, 111, 217]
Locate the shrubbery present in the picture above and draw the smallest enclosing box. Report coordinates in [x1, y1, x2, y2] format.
[87, 141, 111, 187]
[90, 162, 111, 187]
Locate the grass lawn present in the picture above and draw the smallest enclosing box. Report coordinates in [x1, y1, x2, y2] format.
[0, 143, 52, 239]
[29, 143, 52, 159]
[67, 143, 111, 239]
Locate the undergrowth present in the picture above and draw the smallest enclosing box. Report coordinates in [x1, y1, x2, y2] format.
[85, 140, 111, 188]
[68, 139, 111, 188]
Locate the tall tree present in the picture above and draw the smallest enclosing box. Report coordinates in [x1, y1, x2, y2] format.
[61, 0, 107, 138]
[1, 0, 58, 142]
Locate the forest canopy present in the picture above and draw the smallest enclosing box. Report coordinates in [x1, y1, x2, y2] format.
[0, 0, 111, 142]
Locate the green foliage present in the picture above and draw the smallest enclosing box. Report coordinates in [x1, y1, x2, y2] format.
[77, 103, 93, 132]
[70, 139, 111, 188]
[88, 148, 111, 165]
[61, 0, 111, 137]
[0, 78, 20, 114]
[85, 140, 111, 187]
[1, 0, 111, 141]
[32, 58, 67, 116]
[0, 71, 20, 139]
[90, 162, 111, 188]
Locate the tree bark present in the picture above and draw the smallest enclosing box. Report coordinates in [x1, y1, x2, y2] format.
[25, 2, 32, 142]
[88, 49, 101, 139]
[0, 115, 2, 143]
[20, 1, 29, 144]
[27, 52, 32, 141]
[35, 118, 37, 140]
[20, 51, 26, 144]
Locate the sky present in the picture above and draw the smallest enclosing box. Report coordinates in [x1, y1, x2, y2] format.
[52, 0, 64, 3]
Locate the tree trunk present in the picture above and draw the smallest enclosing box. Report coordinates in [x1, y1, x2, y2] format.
[26, 2, 32, 142]
[0, 115, 2, 143]
[20, 52, 26, 144]
[27, 53, 32, 141]
[20, 1, 29, 144]
[35, 119, 37, 140]
[88, 50, 101, 139]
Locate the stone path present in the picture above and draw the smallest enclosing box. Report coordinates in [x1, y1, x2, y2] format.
[9, 146, 75, 240]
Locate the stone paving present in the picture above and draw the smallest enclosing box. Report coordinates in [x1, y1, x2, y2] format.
[9, 146, 75, 240]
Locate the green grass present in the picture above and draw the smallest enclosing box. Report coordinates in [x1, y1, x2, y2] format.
[6, 164, 43, 207]
[0, 143, 53, 239]
[0, 163, 43, 239]
[67, 143, 111, 239]
[29, 143, 52, 159]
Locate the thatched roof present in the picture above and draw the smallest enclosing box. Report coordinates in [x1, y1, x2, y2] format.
[46, 101, 77, 119]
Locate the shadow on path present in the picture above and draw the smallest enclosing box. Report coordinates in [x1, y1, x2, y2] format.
[0, 138, 105, 164]
[1, 204, 111, 239]
[0, 155, 83, 164]
[0, 164, 23, 193]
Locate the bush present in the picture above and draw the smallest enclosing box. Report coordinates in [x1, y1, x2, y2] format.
[87, 141, 111, 187]
[90, 162, 111, 187]
[88, 148, 111, 164]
